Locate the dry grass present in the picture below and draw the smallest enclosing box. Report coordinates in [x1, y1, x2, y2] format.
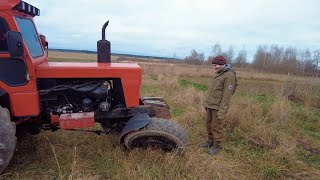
[269, 96, 292, 125]
[49, 51, 97, 61]
[48, 51, 119, 62]
[1, 51, 320, 179]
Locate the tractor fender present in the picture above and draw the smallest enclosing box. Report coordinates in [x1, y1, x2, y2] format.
[119, 113, 151, 144]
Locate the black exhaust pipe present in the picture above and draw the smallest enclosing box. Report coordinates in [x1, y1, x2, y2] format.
[97, 21, 111, 63]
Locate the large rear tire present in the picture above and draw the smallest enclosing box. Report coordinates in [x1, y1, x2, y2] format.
[0, 106, 16, 174]
[124, 118, 188, 154]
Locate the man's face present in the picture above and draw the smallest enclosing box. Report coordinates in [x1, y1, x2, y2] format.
[213, 64, 225, 72]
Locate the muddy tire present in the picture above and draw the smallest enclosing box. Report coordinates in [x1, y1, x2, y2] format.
[124, 118, 188, 154]
[0, 106, 16, 174]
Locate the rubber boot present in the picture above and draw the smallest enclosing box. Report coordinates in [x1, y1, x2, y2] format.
[208, 145, 222, 155]
[200, 141, 213, 148]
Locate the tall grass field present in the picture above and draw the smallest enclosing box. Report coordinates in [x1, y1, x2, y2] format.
[1, 51, 320, 179]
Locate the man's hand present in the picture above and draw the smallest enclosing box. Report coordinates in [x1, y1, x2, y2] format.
[217, 112, 226, 119]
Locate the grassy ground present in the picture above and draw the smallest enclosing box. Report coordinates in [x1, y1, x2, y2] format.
[1, 52, 320, 179]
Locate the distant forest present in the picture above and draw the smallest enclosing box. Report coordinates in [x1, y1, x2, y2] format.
[184, 42, 320, 76]
[50, 48, 178, 61]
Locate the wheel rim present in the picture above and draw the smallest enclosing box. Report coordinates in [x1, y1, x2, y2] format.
[129, 135, 177, 151]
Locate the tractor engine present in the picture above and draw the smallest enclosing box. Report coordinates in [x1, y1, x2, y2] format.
[38, 79, 117, 118]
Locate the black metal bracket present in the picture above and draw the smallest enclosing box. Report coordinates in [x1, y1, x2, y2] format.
[95, 105, 155, 121]
[67, 128, 114, 135]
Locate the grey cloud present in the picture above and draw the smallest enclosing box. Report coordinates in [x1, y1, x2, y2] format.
[27, 0, 319, 58]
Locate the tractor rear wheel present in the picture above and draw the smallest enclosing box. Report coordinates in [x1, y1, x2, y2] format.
[124, 118, 188, 154]
[0, 106, 16, 174]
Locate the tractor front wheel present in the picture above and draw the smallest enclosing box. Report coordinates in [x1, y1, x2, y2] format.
[0, 106, 16, 174]
[124, 118, 188, 154]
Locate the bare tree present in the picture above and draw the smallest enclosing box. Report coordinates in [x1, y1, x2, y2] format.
[184, 49, 205, 65]
[207, 42, 222, 63]
[283, 47, 298, 74]
[234, 47, 247, 69]
[298, 49, 312, 74]
[269, 45, 284, 68]
[210, 42, 222, 57]
[253, 45, 269, 72]
[222, 46, 235, 64]
[313, 50, 320, 71]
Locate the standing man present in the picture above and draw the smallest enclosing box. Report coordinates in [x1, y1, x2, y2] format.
[202, 55, 237, 154]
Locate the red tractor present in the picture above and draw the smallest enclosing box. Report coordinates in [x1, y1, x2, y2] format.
[0, 0, 188, 173]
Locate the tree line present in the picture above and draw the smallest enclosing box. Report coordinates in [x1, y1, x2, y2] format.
[184, 42, 320, 75]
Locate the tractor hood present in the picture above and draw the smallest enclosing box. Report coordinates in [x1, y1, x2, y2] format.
[35, 62, 142, 79]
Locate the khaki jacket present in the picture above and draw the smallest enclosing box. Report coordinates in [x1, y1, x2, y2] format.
[204, 65, 237, 118]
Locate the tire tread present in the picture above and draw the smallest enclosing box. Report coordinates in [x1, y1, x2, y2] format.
[0, 106, 17, 174]
[124, 118, 188, 154]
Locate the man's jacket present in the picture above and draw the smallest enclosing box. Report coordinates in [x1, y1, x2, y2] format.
[204, 64, 237, 118]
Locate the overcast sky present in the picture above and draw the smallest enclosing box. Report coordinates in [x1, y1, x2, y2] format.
[27, 0, 319, 60]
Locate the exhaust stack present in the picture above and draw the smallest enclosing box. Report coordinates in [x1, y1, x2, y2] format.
[97, 21, 111, 63]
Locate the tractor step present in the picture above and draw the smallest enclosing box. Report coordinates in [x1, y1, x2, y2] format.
[140, 97, 171, 119]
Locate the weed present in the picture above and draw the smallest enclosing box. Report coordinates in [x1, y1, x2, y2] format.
[296, 146, 320, 168]
[260, 164, 282, 179]
[171, 106, 185, 117]
[179, 79, 208, 92]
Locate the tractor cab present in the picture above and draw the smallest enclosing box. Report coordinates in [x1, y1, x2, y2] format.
[0, 0, 48, 117]
[0, 0, 47, 62]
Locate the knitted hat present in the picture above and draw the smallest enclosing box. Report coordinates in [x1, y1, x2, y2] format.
[212, 56, 227, 65]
